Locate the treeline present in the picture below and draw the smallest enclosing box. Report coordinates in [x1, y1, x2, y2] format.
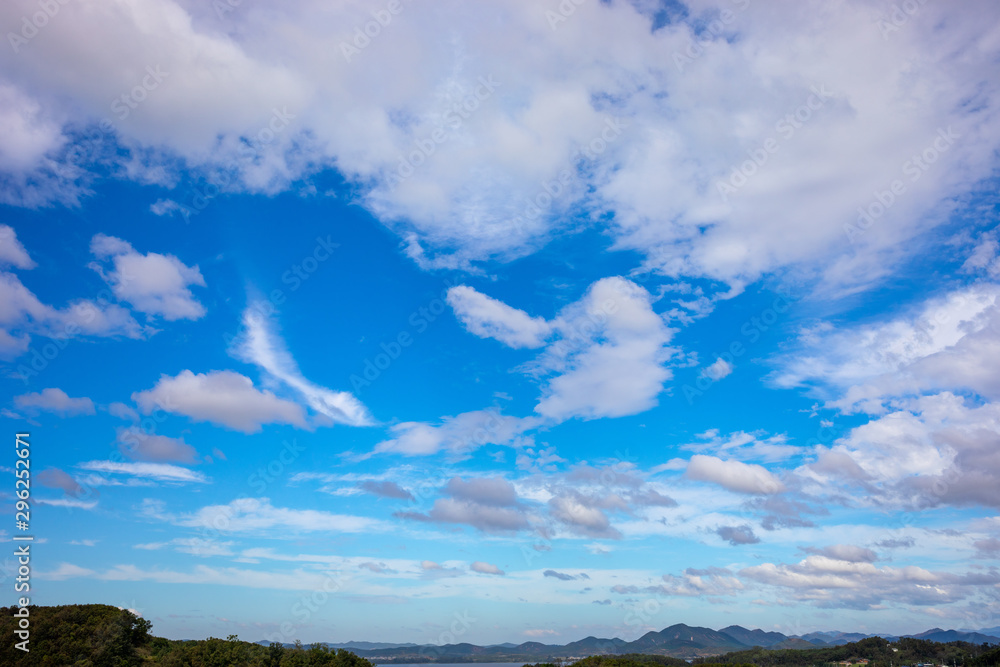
[0, 604, 377, 667]
[544, 656, 753, 667]
[691, 636, 1000, 667]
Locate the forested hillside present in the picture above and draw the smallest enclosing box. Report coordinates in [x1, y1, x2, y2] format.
[0, 604, 376, 667]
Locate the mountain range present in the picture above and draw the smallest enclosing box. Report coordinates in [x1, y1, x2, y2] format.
[259, 623, 1000, 660]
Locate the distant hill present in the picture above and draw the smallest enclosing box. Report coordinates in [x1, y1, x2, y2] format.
[799, 631, 891, 645]
[905, 629, 1000, 645]
[718, 625, 789, 647]
[626, 624, 747, 656]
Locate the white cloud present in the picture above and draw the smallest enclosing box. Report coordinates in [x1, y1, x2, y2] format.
[447, 285, 552, 348]
[534, 277, 676, 420]
[773, 283, 1000, 411]
[77, 460, 208, 484]
[89, 233, 206, 321]
[0, 269, 146, 359]
[132, 369, 308, 433]
[134, 537, 234, 557]
[175, 497, 386, 534]
[396, 476, 531, 534]
[449, 277, 674, 424]
[650, 567, 744, 598]
[703, 357, 733, 381]
[0, 83, 65, 175]
[109, 401, 140, 421]
[548, 491, 623, 540]
[373, 409, 529, 457]
[116, 427, 198, 463]
[1, 0, 996, 292]
[682, 429, 800, 464]
[234, 306, 372, 427]
[470, 561, 505, 576]
[14, 387, 95, 415]
[685, 455, 786, 494]
[742, 554, 999, 610]
[799, 392, 1000, 509]
[0, 224, 34, 269]
[35, 498, 98, 510]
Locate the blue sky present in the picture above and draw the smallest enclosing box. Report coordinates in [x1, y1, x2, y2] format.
[1, 0, 1000, 647]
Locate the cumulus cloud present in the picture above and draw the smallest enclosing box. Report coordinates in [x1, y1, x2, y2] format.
[1, 0, 996, 292]
[132, 369, 308, 433]
[447, 285, 553, 348]
[703, 357, 733, 381]
[37, 467, 86, 497]
[802, 544, 878, 563]
[543, 569, 576, 581]
[234, 306, 372, 427]
[649, 567, 745, 598]
[548, 490, 623, 539]
[396, 476, 530, 534]
[451, 277, 675, 423]
[89, 233, 206, 321]
[716, 524, 761, 546]
[116, 427, 198, 464]
[742, 555, 999, 610]
[773, 283, 1000, 411]
[14, 387, 95, 415]
[0, 225, 34, 269]
[686, 455, 786, 494]
[373, 409, 528, 457]
[470, 561, 505, 576]
[535, 277, 676, 421]
[0, 269, 146, 359]
[358, 480, 414, 501]
[798, 392, 1000, 509]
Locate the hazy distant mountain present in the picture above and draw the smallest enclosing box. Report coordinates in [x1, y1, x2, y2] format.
[267, 623, 999, 662]
[718, 625, 789, 647]
[562, 636, 629, 654]
[626, 624, 747, 656]
[905, 629, 1000, 644]
[798, 631, 883, 646]
[330, 642, 420, 650]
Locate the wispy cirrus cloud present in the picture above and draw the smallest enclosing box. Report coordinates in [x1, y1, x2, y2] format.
[235, 305, 372, 427]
